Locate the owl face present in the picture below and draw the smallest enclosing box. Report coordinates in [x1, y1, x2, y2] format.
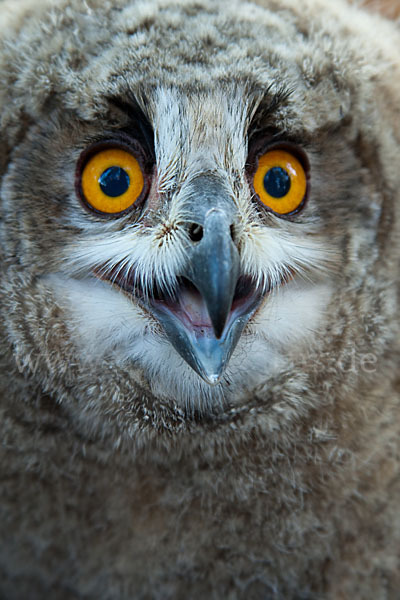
[0, 0, 396, 431]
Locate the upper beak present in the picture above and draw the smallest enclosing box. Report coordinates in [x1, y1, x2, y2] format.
[183, 205, 240, 339]
[148, 176, 262, 385]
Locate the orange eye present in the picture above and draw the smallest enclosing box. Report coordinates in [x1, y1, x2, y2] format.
[253, 149, 307, 215]
[80, 148, 145, 215]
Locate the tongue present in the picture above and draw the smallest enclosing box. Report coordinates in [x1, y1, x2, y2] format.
[178, 283, 214, 328]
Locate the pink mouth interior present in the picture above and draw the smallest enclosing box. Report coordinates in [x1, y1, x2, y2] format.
[178, 284, 214, 328]
[96, 263, 263, 338]
[153, 276, 261, 336]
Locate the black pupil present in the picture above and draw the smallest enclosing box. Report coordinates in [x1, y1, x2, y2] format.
[99, 166, 130, 197]
[263, 167, 291, 198]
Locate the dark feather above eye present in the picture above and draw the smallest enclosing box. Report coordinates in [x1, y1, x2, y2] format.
[108, 95, 155, 160]
[247, 84, 293, 144]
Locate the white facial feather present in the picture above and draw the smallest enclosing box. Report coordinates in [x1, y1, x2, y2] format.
[148, 87, 253, 191]
[63, 221, 190, 301]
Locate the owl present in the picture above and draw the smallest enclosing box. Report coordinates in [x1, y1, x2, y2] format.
[0, 0, 399, 598]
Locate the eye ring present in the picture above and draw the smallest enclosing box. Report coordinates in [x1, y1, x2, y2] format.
[250, 144, 310, 217]
[75, 139, 149, 217]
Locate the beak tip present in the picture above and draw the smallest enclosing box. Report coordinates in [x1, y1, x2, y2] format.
[202, 373, 222, 386]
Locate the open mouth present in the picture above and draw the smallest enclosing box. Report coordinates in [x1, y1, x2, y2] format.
[151, 275, 263, 336]
[96, 266, 264, 384]
[149, 275, 264, 382]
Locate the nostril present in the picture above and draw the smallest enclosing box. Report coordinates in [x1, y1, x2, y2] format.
[189, 223, 203, 242]
[230, 224, 235, 241]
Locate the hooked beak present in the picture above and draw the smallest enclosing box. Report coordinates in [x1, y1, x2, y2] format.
[148, 177, 263, 385]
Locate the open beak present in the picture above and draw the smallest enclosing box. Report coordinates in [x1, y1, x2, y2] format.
[147, 177, 263, 385]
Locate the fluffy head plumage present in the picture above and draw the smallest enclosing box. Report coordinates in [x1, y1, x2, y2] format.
[1, 1, 400, 598]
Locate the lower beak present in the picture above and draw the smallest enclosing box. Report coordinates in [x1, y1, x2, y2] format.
[150, 288, 261, 385]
